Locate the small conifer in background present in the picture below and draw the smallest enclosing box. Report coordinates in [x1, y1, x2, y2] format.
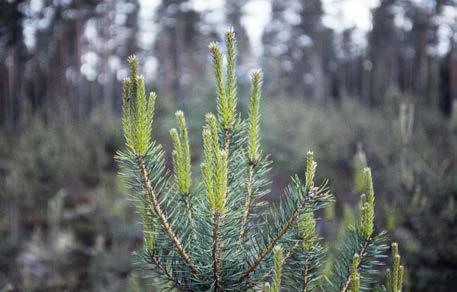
[116, 28, 405, 291]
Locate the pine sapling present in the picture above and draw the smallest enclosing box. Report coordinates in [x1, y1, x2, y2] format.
[116, 28, 405, 291]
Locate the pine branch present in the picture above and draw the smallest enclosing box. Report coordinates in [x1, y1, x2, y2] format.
[240, 153, 325, 284]
[136, 155, 205, 281]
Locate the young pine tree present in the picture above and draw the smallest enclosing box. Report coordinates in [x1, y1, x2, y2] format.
[116, 28, 405, 291]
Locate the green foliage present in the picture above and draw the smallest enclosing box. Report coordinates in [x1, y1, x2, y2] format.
[116, 29, 403, 291]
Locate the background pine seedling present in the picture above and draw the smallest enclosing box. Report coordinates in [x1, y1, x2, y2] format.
[116, 29, 405, 291]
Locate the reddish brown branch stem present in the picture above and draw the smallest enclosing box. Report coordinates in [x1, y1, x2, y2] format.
[212, 211, 222, 292]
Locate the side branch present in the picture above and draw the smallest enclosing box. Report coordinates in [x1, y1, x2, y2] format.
[238, 195, 311, 283]
[239, 163, 255, 240]
[339, 239, 370, 292]
[136, 155, 206, 281]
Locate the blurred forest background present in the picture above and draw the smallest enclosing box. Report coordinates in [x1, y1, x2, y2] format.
[1, 0, 457, 291]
